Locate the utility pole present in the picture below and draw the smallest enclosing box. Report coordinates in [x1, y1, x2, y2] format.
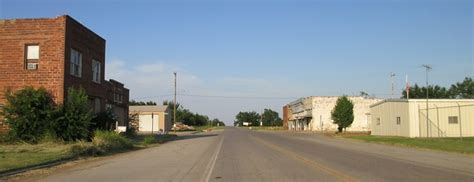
[173, 72, 177, 133]
[390, 72, 396, 98]
[422, 64, 432, 138]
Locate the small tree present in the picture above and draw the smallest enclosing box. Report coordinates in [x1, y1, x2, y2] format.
[51, 87, 92, 141]
[91, 109, 117, 131]
[1, 87, 55, 142]
[331, 96, 354, 133]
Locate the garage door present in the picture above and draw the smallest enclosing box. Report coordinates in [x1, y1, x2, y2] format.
[138, 114, 159, 132]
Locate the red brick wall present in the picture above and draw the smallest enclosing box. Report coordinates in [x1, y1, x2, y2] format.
[64, 16, 108, 112]
[0, 16, 67, 132]
[283, 105, 289, 129]
[0, 16, 66, 104]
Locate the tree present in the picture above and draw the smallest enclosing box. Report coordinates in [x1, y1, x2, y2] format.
[235, 111, 260, 126]
[261, 109, 282, 126]
[331, 96, 354, 132]
[210, 118, 225, 126]
[401, 84, 451, 99]
[129, 100, 157, 106]
[450, 77, 473, 99]
[359, 91, 369, 98]
[163, 100, 182, 123]
[1, 87, 55, 142]
[51, 87, 93, 141]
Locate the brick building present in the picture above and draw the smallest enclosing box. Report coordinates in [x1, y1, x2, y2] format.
[0, 15, 129, 132]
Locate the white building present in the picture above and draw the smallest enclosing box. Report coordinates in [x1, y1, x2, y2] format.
[371, 99, 474, 138]
[288, 96, 381, 132]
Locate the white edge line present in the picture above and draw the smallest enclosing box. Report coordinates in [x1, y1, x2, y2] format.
[204, 136, 224, 182]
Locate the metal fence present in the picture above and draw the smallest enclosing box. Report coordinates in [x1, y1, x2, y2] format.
[418, 104, 474, 138]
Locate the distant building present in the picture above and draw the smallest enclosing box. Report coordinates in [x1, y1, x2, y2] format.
[287, 96, 381, 131]
[129, 105, 172, 133]
[0, 15, 129, 132]
[282, 105, 290, 129]
[371, 99, 474, 138]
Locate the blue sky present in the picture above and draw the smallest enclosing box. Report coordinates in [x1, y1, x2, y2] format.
[1, 0, 472, 124]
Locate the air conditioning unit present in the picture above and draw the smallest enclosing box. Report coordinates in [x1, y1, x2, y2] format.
[27, 63, 38, 70]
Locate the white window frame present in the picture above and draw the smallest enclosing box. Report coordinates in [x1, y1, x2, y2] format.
[92, 59, 101, 83]
[70, 49, 82, 77]
[25, 44, 40, 70]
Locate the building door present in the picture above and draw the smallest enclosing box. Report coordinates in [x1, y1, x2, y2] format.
[138, 114, 159, 132]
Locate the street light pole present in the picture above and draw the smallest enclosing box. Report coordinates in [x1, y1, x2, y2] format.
[174, 72, 177, 133]
[422, 64, 432, 138]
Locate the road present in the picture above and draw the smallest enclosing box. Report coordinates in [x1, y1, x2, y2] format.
[27, 127, 474, 182]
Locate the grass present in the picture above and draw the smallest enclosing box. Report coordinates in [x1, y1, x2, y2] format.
[346, 135, 474, 154]
[0, 142, 74, 172]
[0, 131, 178, 173]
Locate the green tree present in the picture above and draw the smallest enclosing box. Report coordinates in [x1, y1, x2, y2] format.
[163, 100, 182, 123]
[51, 87, 93, 141]
[235, 111, 260, 126]
[210, 118, 226, 126]
[90, 108, 117, 131]
[261, 109, 282, 126]
[401, 84, 451, 99]
[1, 87, 55, 142]
[450, 77, 473, 99]
[129, 100, 157, 106]
[331, 96, 354, 132]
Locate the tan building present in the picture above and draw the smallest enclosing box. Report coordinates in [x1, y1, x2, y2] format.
[129, 105, 172, 133]
[288, 96, 381, 131]
[370, 99, 474, 138]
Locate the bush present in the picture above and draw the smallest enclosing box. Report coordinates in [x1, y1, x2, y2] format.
[51, 87, 92, 141]
[91, 109, 117, 131]
[141, 136, 156, 146]
[1, 87, 55, 143]
[92, 130, 133, 154]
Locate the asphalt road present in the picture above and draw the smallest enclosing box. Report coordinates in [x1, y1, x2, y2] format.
[29, 127, 474, 182]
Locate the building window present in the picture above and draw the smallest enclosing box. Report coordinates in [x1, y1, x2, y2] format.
[70, 49, 82, 77]
[106, 104, 113, 110]
[396, 117, 401, 125]
[94, 98, 101, 114]
[92, 59, 101, 83]
[448, 116, 458, 124]
[25, 45, 39, 70]
[376, 118, 381, 125]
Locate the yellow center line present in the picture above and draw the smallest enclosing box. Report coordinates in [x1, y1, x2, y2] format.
[250, 135, 359, 182]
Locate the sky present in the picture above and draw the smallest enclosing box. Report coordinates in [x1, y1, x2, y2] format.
[1, 0, 472, 125]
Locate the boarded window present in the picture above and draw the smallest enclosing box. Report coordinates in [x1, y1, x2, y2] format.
[448, 116, 458, 124]
[396, 117, 401, 125]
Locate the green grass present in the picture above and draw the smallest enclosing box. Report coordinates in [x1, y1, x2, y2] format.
[0, 131, 178, 173]
[0, 142, 74, 172]
[346, 135, 474, 154]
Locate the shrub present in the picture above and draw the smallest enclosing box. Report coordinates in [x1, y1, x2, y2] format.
[92, 130, 133, 154]
[51, 87, 92, 141]
[1, 87, 55, 143]
[141, 136, 156, 146]
[91, 109, 117, 131]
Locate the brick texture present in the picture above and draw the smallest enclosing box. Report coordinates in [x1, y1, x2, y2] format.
[0, 15, 129, 133]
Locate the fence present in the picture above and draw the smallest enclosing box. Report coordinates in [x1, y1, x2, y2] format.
[419, 104, 474, 138]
